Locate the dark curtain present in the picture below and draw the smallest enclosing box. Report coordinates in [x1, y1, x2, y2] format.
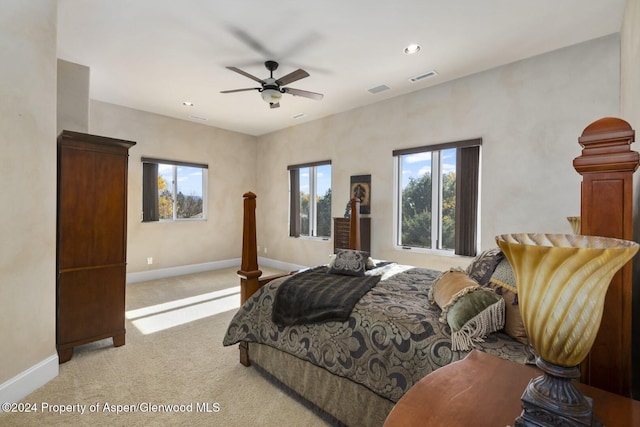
[142, 162, 159, 222]
[455, 146, 480, 256]
[289, 169, 300, 237]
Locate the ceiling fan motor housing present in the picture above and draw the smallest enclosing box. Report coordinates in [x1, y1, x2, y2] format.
[261, 78, 283, 104]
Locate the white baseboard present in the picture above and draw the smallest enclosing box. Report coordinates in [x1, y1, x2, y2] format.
[0, 354, 59, 409]
[258, 257, 308, 273]
[126, 258, 308, 284]
[126, 258, 242, 283]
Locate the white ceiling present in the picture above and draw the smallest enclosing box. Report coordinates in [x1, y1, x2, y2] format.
[57, 1, 627, 137]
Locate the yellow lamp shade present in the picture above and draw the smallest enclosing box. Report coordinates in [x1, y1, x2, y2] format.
[496, 233, 638, 367]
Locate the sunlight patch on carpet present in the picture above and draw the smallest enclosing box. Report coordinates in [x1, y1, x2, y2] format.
[126, 286, 240, 334]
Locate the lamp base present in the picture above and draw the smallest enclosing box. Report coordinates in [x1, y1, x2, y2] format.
[514, 358, 602, 427]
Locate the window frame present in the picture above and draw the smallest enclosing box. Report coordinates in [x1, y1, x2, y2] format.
[141, 157, 208, 222]
[393, 139, 481, 256]
[288, 160, 332, 239]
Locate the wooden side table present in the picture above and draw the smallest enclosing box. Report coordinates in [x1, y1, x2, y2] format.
[384, 350, 640, 427]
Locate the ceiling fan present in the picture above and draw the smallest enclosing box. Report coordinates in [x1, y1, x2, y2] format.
[221, 60, 323, 109]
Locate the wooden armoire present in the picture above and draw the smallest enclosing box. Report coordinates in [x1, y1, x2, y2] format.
[56, 130, 136, 363]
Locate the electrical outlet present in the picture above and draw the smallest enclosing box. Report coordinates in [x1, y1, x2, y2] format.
[147, 257, 153, 265]
[257, 245, 261, 253]
[264, 247, 267, 254]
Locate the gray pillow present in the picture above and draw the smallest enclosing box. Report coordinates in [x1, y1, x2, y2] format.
[327, 249, 369, 276]
[465, 248, 504, 286]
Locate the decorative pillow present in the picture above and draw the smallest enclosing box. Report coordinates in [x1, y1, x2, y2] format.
[487, 258, 528, 344]
[429, 268, 505, 351]
[466, 248, 504, 286]
[327, 249, 369, 277]
[366, 257, 377, 270]
[328, 253, 337, 267]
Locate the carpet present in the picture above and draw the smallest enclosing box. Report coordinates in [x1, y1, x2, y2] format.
[0, 267, 331, 427]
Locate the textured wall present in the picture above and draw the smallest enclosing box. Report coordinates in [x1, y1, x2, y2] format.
[621, 0, 640, 398]
[89, 101, 258, 273]
[0, 1, 57, 385]
[255, 35, 621, 270]
[57, 59, 90, 134]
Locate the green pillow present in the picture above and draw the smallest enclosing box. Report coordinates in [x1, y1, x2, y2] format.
[430, 269, 505, 351]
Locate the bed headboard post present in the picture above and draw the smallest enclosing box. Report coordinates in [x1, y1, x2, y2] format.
[238, 192, 262, 304]
[349, 198, 361, 250]
[573, 117, 638, 397]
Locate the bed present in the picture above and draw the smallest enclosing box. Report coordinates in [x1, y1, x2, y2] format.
[224, 197, 533, 426]
[223, 118, 638, 426]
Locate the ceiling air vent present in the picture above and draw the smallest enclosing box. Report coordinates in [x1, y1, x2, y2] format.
[409, 70, 438, 83]
[368, 84, 391, 94]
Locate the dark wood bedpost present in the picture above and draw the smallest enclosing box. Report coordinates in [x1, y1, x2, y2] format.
[238, 192, 262, 367]
[238, 191, 263, 304]
[237, 192, 363, 367]
[349, 198, 361, 250]
[573, 117, 638, 397]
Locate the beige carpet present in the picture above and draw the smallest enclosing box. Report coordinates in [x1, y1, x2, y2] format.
[1, 267, 331, 427]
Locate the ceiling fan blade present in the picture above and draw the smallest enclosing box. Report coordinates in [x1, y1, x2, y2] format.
[276, 69, 309, 86]
[270, 102, 280, 109]
[226, 26, 275, 59]
[220, 88, 260, 94]
[226, 67, 264, 84]
[282, 87, 324, 101]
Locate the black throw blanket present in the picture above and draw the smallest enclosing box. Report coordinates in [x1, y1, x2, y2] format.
[272, 266, 381, 326]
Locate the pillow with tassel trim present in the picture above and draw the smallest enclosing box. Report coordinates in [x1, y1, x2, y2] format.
[429, 268, 505, 351]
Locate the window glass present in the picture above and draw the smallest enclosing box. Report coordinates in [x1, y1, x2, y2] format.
[142, 158, 207, 222]
[176, 165, 204, 219]
[299, 167, 311, 236]
[399, 151, 433, 248]
[396, 144, 477, 254]
[289, 161, 332, 238]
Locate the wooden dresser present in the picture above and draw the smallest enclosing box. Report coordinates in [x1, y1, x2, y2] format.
[333, 217, 371, 253]
[56, 130, 135, 363]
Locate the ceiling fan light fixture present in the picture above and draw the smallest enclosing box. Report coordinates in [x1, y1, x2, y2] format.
[404, 43, 421, 55]
[261, 87, 283, 104]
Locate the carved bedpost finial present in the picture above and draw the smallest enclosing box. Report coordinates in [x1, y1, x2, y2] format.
[573, 117, 637, 175]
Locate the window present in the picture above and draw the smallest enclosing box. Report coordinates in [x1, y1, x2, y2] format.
[288, 161, 332, 238]
[142, 157, 207, 222]
[393, 139, 480, 256]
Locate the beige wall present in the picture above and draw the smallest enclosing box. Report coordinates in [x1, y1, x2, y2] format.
[621, 0, 640, 398]
[0, 0, 58, 392]
[57, 59, 90, 134]
[89, 101, 258, 274]
[622, 0, 640, 126]
[255, 35, 621, 270]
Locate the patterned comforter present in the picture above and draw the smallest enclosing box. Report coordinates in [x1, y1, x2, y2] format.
[223, 263, 533, 402]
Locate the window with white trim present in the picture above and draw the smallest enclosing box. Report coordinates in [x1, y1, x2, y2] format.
[142, 157, 207, 222]
[288, 161, 332, 238]
[393, 139, 480, 256]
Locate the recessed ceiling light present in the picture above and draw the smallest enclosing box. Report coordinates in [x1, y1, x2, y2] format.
[404, 44, 421, 55]
[182, 101, 194, 106]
